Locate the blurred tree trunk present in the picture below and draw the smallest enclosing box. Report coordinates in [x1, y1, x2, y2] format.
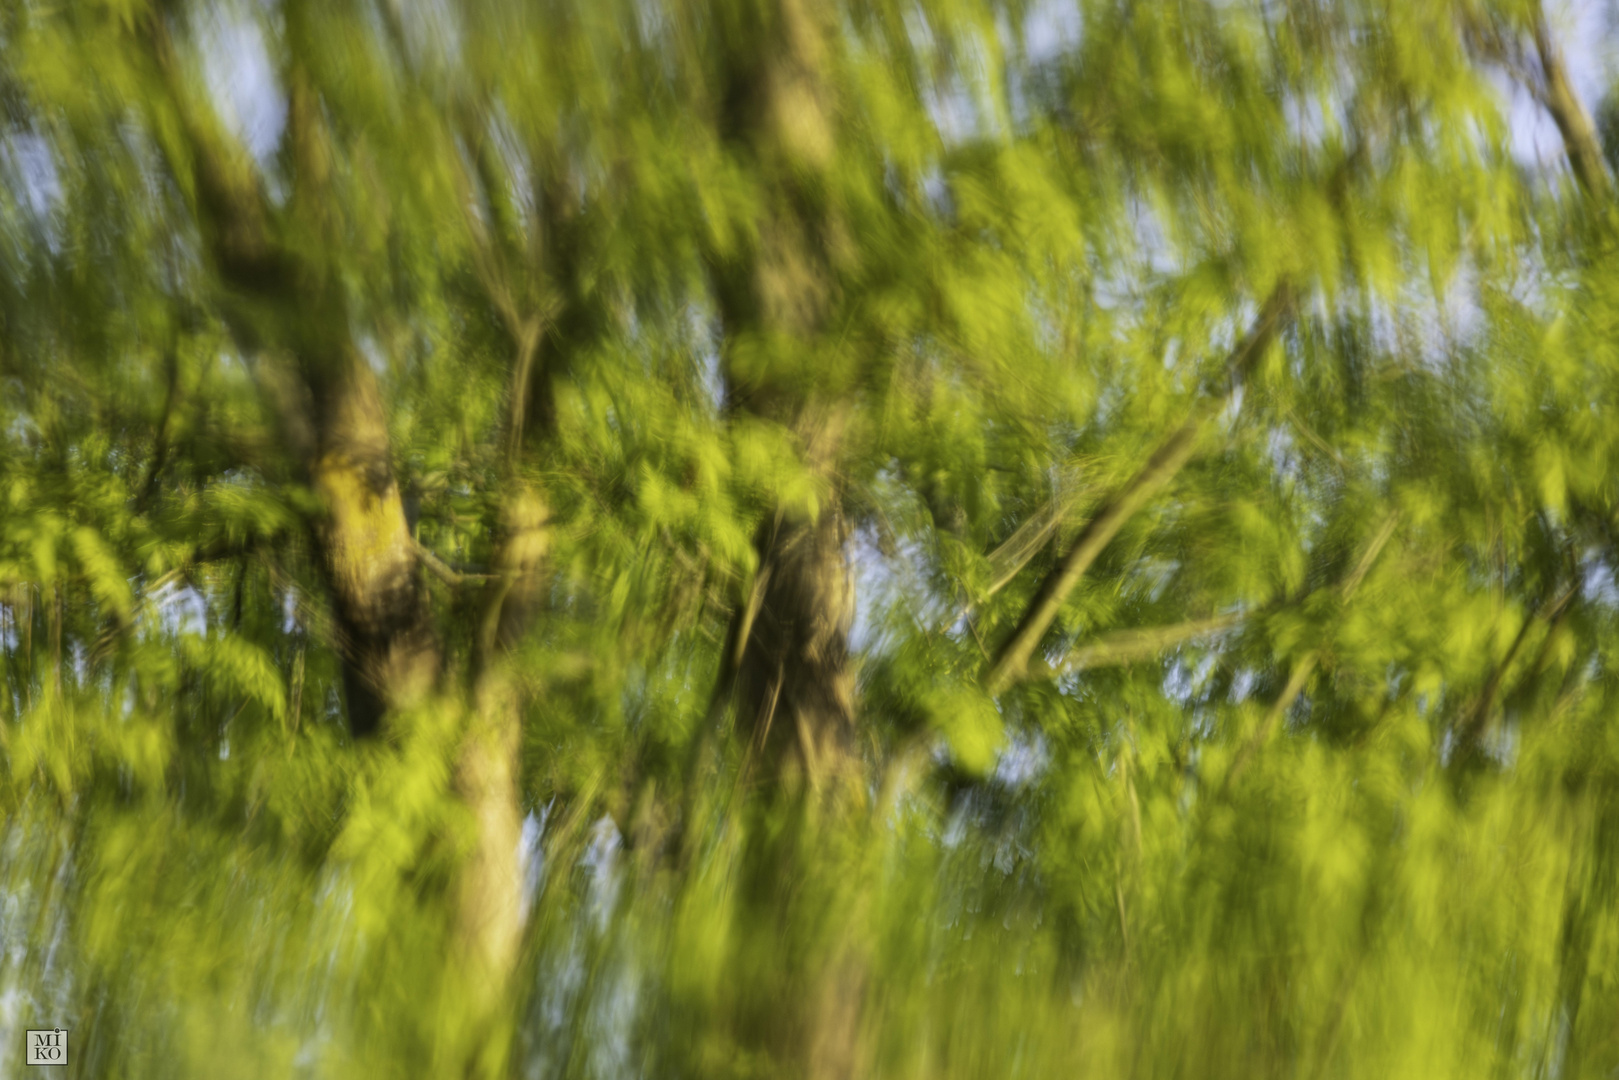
[447, 114, 610, 1069]
[143, 13, 441, 734]
[302, 353, 440, 737]
[708, 3, 870, 1076]
[140, 10, 529, 1072]
[712, 0, 861, 804]
[726, 407, 859, 798]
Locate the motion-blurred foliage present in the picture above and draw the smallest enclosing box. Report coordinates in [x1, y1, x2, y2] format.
[2, 0, 1618, 1076]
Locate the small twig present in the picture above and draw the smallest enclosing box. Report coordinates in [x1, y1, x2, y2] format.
[412, 538, 496, 586]
[135, 343, 182, 513]
[1283, 406, 1350, 476]
[1341, 512, 1401, 600]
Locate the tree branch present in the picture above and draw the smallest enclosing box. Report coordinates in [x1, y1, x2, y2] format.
[1223, 654, 1317, 790]
[984, 465, 1091, 599]
[1532, 15, 1610, 199]
[1035, 613, 1244, 678]
[412, 538, 497, 587]
[1458, 5, 1607, 198]
[138, 12, 289, 300]
[985, 288, 1291, 694]
[1453, 581, 1579, 750]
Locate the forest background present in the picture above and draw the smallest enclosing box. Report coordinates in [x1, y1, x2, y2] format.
[3, 0, 1619, 1077]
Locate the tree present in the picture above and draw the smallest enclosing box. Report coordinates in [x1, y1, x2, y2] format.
[4, 0, 1619, 1077]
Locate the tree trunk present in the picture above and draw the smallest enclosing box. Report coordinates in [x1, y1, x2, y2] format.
[446, 667, 526, 1076]
[141, 16, 526, 1073]
[142, 12, 442, 734]
[305, 355, 440, 735]
[708, 4, 871, 1076]
[731, 419, 860, 796]
[712, 0, 861, 798]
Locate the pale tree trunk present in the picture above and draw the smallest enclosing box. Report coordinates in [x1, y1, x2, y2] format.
[442, 98, 615, 1064]
[449, 481, 550, 1077]
[439, 134, 602, 1066]
[444, 668, 526, 1076]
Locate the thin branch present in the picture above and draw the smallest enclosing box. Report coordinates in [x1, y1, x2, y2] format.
[984, 420, 1206, 693]
[983, 467, 1091, 599]
[706, 558, 775, 724]
[1223, 654, 1317, 790]
[931, 465, 1091, 640]
[1030, 512, 1395, 686]
[135, 343, 182, 513]
[1283, 406, 1350, 476]
[1042, 613, 1244, 677]
[413, 538, 497, 587]
[504, 318, 544, 466]
[1341, 511, 1400, 600]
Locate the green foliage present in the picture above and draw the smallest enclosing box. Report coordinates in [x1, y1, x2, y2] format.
[2, 0, 1619, 1077]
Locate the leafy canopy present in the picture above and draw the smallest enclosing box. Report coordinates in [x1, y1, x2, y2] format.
[3, 0, 1619, 1077]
